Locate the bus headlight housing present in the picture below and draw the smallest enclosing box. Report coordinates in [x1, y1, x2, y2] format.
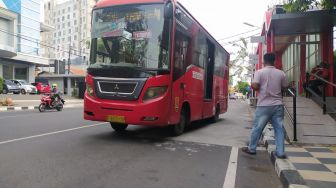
[86, 84, 94, 97]
[143, 86, 167, 102]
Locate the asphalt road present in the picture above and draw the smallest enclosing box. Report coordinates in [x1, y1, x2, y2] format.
[0, 100, 282, 188]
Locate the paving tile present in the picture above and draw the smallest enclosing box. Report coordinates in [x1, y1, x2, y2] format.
[288, 157, 321, 164]
[305, 180, 336, 188]
[325, 164, 336, 172]
[286, 147, 307, 152]
[311, 152, 336, 159]
[305, 148, 334, 153]
[287, 152, 313, 157]
[318, 158, 336, 164]
[293, 163, 330, 171]
[298, 170, 336, 182]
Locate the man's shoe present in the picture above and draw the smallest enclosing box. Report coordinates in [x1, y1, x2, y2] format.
[272, 151, 287, 159]
[241, 147, 256, 155]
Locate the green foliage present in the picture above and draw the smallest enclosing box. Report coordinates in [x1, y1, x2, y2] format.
[283, 0, 317, 12]
[320, 0, 336, 10]
[237, 81, 250, 95]
[0, 76, 3, 93]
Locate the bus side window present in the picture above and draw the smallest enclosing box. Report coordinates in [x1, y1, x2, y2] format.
[173, 32, 190, 81]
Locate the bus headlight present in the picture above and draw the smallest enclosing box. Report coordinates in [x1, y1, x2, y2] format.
[143, 86, 167, 102]
[86, 84, 94, 97]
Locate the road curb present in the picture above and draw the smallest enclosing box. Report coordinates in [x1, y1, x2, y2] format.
[0, 104, 83, 112]
[262, 125, 309, 188]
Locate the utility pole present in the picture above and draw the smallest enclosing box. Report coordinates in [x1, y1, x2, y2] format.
[67, 30, 72, 74]
[68, 43, 71, 75]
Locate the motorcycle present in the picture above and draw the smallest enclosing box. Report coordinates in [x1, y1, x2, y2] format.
[38, 93, 65, 112]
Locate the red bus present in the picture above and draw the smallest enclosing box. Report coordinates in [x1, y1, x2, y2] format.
[84, 0, 230, 135]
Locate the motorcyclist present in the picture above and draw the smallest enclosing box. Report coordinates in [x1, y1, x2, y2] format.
[50, 84, 64, 106]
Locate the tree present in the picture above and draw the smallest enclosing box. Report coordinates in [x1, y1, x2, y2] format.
[237, 81, 250, 95]
[229, 38, 249, 86]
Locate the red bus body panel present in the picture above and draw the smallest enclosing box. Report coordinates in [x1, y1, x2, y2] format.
[85, 0, 229, 127]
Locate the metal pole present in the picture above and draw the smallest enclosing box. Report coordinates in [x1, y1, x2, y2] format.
[293, 90, 297, 142]
[323, 86, 327, 114]
[68, 43, 71, 75]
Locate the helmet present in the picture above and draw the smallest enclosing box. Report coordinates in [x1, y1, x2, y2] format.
[52, 83, 57, 88]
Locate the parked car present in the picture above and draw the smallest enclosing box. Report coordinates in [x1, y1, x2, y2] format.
[229, 93, 238, 100]
[31, 82, 51, 94]
[11, 79, 37, 94]
[2, 80, 20, 94]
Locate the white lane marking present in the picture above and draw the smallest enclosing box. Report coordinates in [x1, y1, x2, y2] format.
[28, 106, 34, 110]
[0, 122, 107, 145]
[223, 147, 239, 188]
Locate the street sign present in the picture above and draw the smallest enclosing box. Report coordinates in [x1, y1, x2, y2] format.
[249, 54, 259, 61]
[249, 60, 259, 65]
[251, 36, 265, 44]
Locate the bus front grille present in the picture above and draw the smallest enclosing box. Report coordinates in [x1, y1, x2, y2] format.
[98, 81, 137, 94]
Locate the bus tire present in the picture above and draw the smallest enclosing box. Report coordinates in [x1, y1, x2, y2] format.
[210, 105, 220, 123]
[110, 123, 128, 133]
[171, 107, 187, 136]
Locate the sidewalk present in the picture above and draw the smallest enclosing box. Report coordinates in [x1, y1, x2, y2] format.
[263, 125, 336, 188]
[0, 94, 83, 111]
[247, 102, 336, 188]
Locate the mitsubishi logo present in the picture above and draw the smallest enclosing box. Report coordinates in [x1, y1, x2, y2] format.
[114, 84, 119, 90]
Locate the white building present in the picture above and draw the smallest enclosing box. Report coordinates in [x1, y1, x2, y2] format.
[42, 0, 96, 65]
[0, 0, 50, 83]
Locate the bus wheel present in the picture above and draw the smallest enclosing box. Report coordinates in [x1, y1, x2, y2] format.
[110, 123, 128, 133]
[171, 107, 187, 136]
[210, 105, 220, 123]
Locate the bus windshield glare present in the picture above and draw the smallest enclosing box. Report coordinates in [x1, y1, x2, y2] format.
[90, 4, 170, 71]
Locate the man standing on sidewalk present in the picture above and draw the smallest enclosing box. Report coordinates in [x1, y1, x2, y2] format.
[242, 53, 288, 159]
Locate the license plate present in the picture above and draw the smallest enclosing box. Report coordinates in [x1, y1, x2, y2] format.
[107, 115, 125, 123]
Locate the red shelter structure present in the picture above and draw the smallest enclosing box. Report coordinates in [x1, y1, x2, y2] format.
[255, 8, 336, 97]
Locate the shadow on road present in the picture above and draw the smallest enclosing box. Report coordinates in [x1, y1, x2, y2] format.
[89, 118, 226, 144]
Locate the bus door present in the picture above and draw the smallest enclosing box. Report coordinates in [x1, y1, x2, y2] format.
[203, 40, 215, 118]
[172, 31, 190, 121]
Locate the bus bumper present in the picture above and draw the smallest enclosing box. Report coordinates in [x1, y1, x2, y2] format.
[84, 94, 171, 126]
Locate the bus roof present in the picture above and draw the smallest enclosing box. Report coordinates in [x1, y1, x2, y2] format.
[95, 0, 164, 9]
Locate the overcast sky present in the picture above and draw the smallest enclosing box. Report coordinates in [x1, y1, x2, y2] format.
[178, 0, 270, 52]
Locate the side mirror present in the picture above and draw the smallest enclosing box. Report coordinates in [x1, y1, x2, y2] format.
[164, 1, 173, 19]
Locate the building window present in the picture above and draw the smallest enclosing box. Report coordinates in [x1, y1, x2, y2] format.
[62, 9, 65, 14]
[68, 36, 71, 41]
[74, 20, 77, 25]
[67, 15, 70, 19]
[48, 2, 50, 10]
[73, 13, 76, 17]
[63, 30, 66, 35]
[68, 7, 71, 12]
[62, 23, 65, 28]
[74, 35, 77, 40]
[54, 33, 56, 37]
[62, 16, 65, 21]
[68, 29, 71, 34]
[58, 32, 61, 36]
[68, 22, 70, 27]
[57, 18, 60, 22]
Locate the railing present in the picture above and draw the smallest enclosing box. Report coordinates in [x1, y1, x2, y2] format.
[283, 87, 297, 142]
[305, 73, 336, 115]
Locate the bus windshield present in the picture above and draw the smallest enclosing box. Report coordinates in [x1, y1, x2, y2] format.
[90, 4, 170, 71]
